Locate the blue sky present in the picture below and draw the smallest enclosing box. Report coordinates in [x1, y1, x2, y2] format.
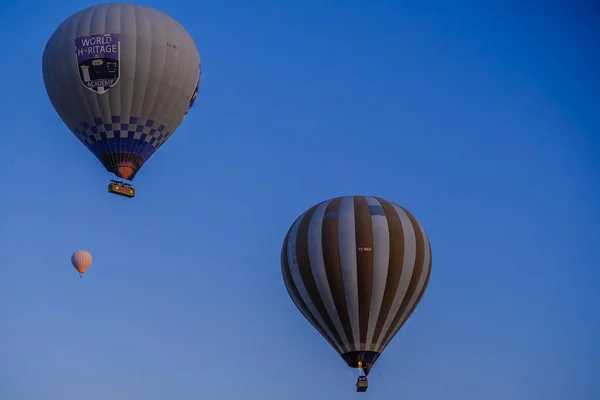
[0, 1, 597, 399]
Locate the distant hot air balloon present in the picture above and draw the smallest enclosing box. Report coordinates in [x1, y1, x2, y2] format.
[71, 250, 93, 278]
[42, 3, 201, 198]
[281, 196, 432, 392]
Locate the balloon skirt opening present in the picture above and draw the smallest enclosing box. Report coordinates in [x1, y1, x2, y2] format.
[98, 153, 146, 181]
[341, 351, 381, 376]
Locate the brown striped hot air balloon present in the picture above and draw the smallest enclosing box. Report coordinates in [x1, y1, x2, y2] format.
[280, 196, 432, 392]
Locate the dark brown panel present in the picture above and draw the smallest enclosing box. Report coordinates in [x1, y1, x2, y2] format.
[396, 228, 432, 333]
[321, 197, 356, 350]
[353, 196, 374, 348]
[370, 197, 405, 348]
[296, 203, 344, 349]
[380, 207, 426, 347]
[280, 220, 339, 351]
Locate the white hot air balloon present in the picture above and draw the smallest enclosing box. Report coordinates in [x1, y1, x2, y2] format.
[43, 3, 202, 198]
[71, 250, 93, 278]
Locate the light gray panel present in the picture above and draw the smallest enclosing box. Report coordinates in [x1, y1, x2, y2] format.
[42, 2, 201, 162]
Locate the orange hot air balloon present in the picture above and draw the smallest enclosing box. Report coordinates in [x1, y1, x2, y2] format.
[71, 250, 92, 278]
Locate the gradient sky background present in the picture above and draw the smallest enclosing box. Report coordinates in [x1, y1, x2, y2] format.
[0, 1, 597, 399]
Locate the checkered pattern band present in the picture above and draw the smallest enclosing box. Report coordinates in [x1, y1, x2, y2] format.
[72, 116, 172, 162]
[69, 116, 175, 179]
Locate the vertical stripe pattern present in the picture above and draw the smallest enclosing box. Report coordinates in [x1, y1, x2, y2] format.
[281, 195, 432, 369]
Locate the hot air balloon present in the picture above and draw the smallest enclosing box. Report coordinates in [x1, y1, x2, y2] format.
[42, 3, 201, 198]
[71, 250, 93, 278]
[280, 196, 432, 392]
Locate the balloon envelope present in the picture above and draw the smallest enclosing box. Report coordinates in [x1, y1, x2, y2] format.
[71, 250, 93, 274]
[281, 196, 432, 375]
[42, 3, 201, 180]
